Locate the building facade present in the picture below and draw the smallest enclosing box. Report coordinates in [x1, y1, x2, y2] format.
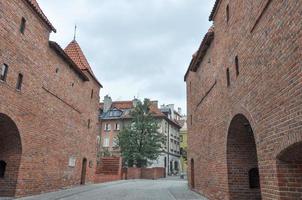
[179, 116, 187, 175]
[185, 0, 301, 199]
[99, 96, 182, 175]
[0, 0, 101, 197]
[153, 104, 182, 175]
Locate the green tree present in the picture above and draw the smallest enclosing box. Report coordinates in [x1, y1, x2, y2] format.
[117, 99, 165, 167]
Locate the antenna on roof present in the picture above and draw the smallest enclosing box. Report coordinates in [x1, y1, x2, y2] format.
[73, 24, 77, 41]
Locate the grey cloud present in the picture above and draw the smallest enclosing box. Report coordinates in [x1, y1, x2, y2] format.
[38, 0, 215, 112]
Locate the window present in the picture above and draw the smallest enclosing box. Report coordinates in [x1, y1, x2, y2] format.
[112, 137, 118, 147]
[108, 110, 122, 117]
[16, 73, 23, 90]
[235, 56, 239, 76]
[87, 119, 91, 129]
[226, 68, 230, 87]
[104, 123, 111, 131]
[180, 135, 183, 142]
[0, 64, 8, 81]
[0, 160, 6, 178]
[103, 137, 110, 147]
[165, 122, 168, 133]
[55, 68, 59, 73]
[249, 168, 260, 189]
[20, 17, 26, 34]
[90, 89, 94, 99]
[190, 115, 193, 125]
[115, 123, 120, 131]
[226, 5, 230, 23]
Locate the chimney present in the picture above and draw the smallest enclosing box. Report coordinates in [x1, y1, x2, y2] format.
[168, 104, 175, 119]
[103, 95, 112, 112]
[133, 98, 139, 107]
[151, 100, 158, 108]
[178, 107, 182, 115]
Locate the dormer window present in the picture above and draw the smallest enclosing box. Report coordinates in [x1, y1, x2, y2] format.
[108, 109, 123, 117]
[0, 64, 8, 81]
[20, 17, 26, 34]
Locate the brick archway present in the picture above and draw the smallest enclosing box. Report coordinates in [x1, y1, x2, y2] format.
[227, 114, 261, 200]
[276, 141, 302, 199]
[0, 113, 22, 197]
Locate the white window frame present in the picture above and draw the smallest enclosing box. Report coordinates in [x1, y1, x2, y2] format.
[103, 137, 110, 147]
[115, 123, 120, 131]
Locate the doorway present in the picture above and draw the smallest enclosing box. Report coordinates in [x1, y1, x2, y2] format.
[81, 158, 87, 185]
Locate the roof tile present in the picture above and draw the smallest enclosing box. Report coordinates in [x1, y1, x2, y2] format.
[25, 0, 56, 32]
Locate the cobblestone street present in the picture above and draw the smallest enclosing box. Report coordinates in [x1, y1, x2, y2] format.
[16, 179, 206, 200]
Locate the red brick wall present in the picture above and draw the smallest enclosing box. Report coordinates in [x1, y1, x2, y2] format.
[0, 0, 101, 197]
[124, 167, 165, 180]
[94, 157, 122, 183]
[186, 0, 301, 199]
[141, 167, 165, 179]
[126, 168, 142, 179]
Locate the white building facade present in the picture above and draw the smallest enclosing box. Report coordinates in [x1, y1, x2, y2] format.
[150, 104, 182, 176]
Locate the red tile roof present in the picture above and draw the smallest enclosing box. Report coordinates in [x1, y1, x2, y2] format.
[112, 101, 133, 110]
[100, 100, 182, 128]
[25, 0, 56, 32]
[100, 101, 165, 117]
[49, 41, 89, 81]
[65, 40, 103, 87]
[184, 26, 214, 81]
[65, 40, 92, 71]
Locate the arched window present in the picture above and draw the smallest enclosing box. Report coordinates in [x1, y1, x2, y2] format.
[249, 168, 260, 189]
[235, 56, 239, 76]
[226, 5, 230, 23]
[0, 160, 6, 178]
[226, 68, 230, 87]
[0, 64, 9, 81]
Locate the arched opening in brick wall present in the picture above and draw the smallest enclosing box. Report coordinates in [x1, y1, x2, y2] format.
[227, 114, 262, 200]
[276, 141, 302, 199]
[190, 158, 195, 189]
[0, 113, 22, 197]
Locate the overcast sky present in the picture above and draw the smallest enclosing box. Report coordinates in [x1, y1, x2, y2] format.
[38, 0, 215, 114]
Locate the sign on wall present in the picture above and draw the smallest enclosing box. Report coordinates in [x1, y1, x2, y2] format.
[68, 157, 76, 167]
